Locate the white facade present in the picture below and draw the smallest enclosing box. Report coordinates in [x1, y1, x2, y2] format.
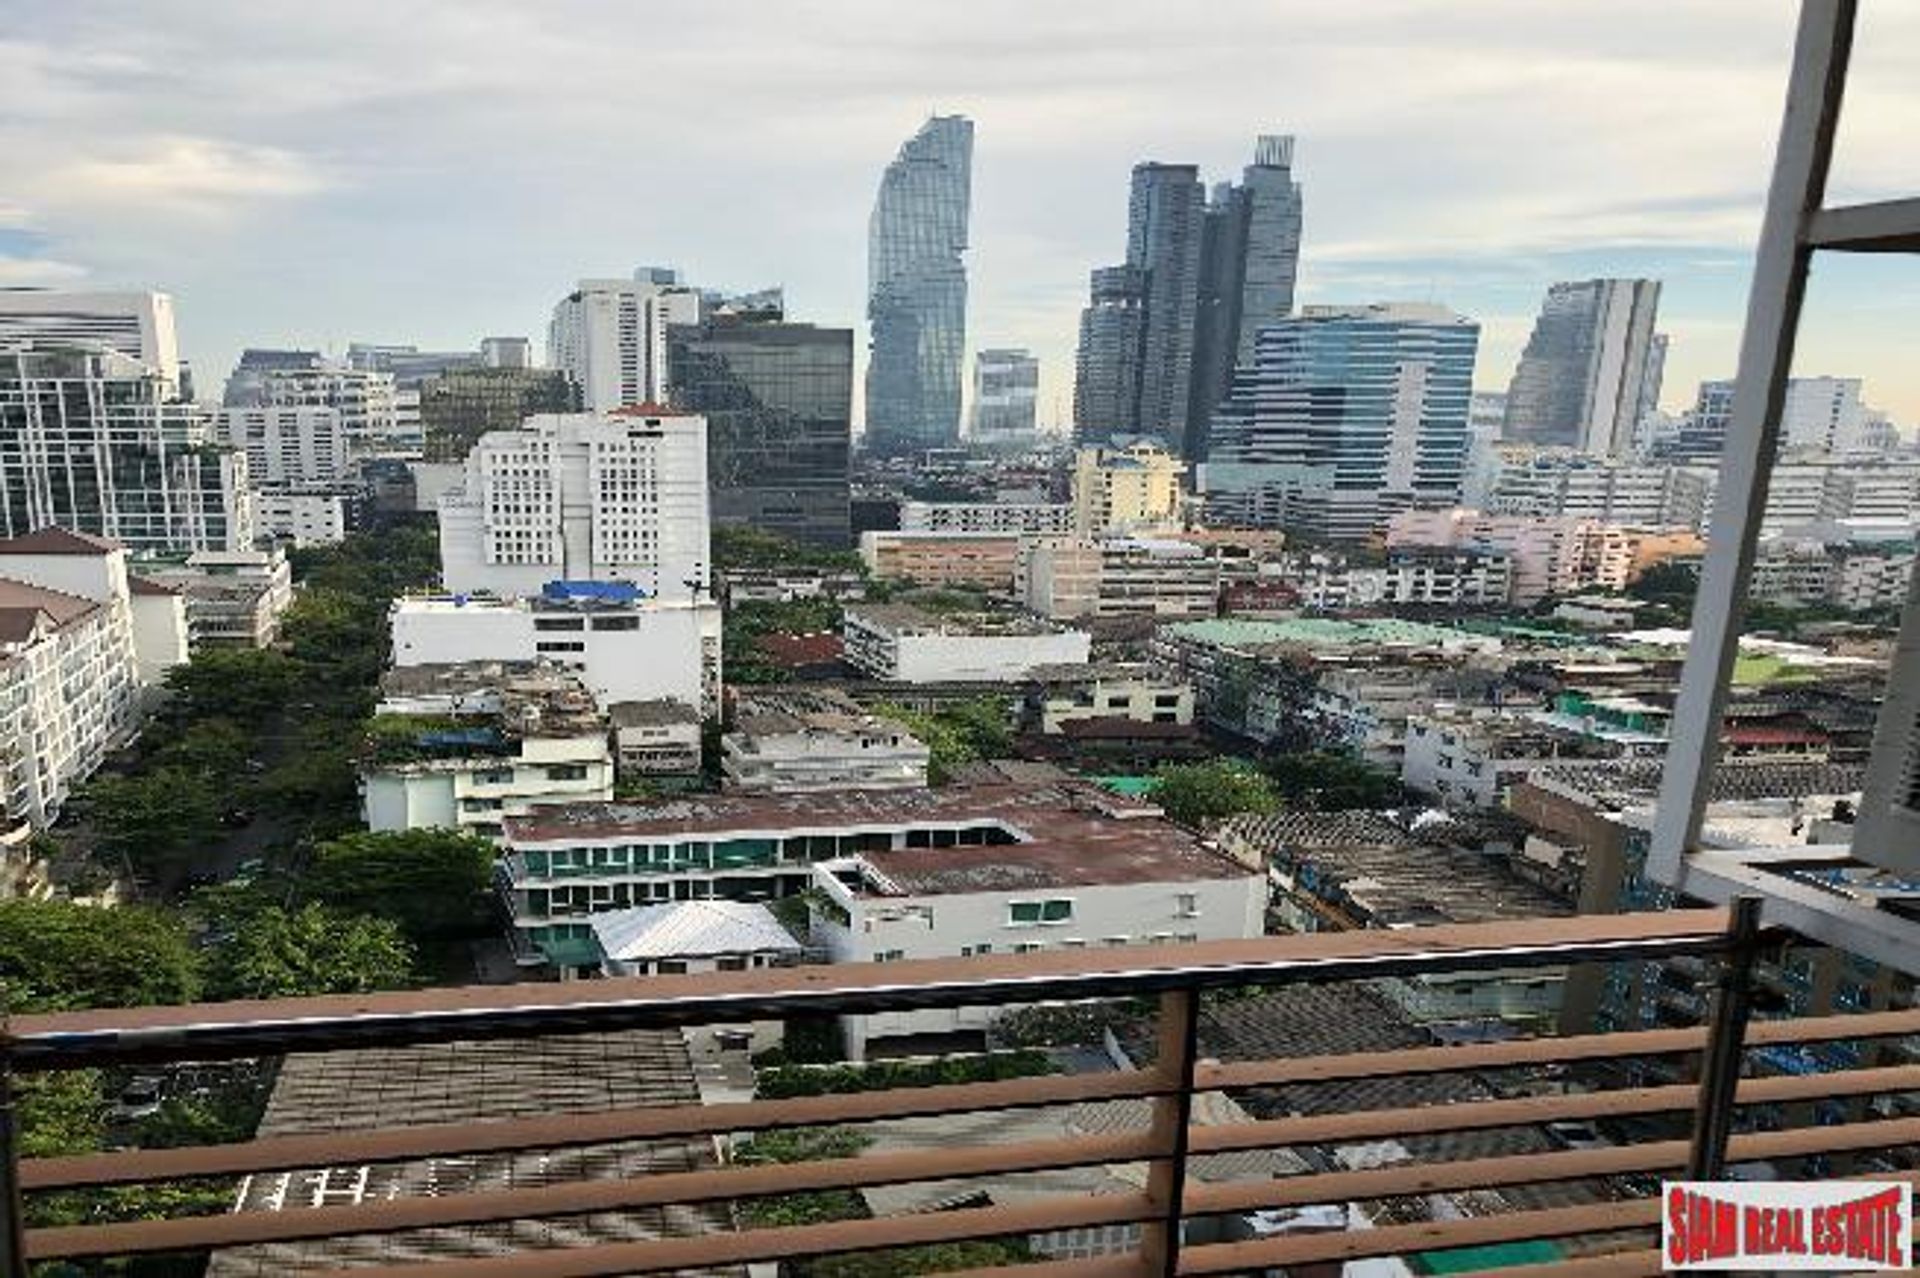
[841, 605, 1090, 683]
[609, 700, 704, 778]
[810, 853, 1262, 1059]
[898, 500, 1073, 535]
[1030, 665, 1194, 734]
[391, 593, 722, 718]
[1018, 536, 1258, 620]
[481, 337, 533, 370]
[219, 405, 349, 487]
[0, 289, 181, 394]
[363, 732, 613, 840]
[547, 271, 702, 412]
[724, 696, 929, 792]
[144, 549, 295, 649]
[261, 365, 405, 459]
[437, 409, 711, 600]
[255, 490, 349, 548]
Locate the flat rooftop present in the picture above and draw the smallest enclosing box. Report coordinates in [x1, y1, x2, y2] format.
[845, 824, 1252, 896]
[1161, 616, 1501, 653]
[846, 602, 1073, 638]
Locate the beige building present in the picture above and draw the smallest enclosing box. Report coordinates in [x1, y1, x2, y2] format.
[1072, 442, 1185, 536]
[1026, 664, 1195, 734]
[858, 530, 1021, 591]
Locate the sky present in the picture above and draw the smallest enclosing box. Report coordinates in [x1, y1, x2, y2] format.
[4, 1, 1918, 431]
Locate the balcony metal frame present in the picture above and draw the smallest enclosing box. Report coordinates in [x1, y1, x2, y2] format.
[1651, 0, 1920, 973]
[6, 906, 1920, 1278]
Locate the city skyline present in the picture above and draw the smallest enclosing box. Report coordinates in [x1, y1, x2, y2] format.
[4, 2, 1918, 429]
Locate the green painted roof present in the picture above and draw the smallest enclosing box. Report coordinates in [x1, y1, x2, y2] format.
[1093, 775, 1158, 797]
[1414, 1240, 1564, 1274]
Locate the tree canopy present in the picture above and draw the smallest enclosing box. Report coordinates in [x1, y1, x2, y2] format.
[1150, 760, 1279, 829]
[1262, 750, 1402, 810]
[206, 904, 416, 1000]
[0, 899, 199, 1013]
[301, 828, 498, 943]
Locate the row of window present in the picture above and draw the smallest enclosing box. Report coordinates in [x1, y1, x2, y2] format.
[949, 932, 1200, 959]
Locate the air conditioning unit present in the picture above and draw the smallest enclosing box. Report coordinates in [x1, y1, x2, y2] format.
[1849, 556, 1920, 874]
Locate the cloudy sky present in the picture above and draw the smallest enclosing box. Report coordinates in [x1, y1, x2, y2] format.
[4, 1, 1917, 429]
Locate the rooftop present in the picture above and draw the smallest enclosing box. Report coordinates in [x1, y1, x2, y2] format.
[1162, 616, 1501, 654]
[839, 820, 1252, 893]
[846, 603, 1075, 639]
[730, 687, 915, 740]
[589, 900, 800, 962]
[0, 526, 120, 556]
[607, 698, 703, 729]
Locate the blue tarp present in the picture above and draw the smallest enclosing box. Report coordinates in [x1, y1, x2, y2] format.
[542, 579, 645, 603]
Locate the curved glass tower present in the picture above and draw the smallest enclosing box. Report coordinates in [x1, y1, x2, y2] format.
[865, 115, 972, 456]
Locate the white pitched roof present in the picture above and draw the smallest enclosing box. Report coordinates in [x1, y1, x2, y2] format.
[589, 900, 802, 962]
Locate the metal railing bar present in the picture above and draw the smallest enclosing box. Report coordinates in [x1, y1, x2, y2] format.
[2, 912, 1733, 1070]
[1688, 895, 1762, 1179]
[25, 1131, 1160, 1260]
[22, 1067, 1169, 1191]
[1436, 1250, 1669, 1278]
[913, 1257, 1154, 1278]
[1141, 990, 1200, 1278]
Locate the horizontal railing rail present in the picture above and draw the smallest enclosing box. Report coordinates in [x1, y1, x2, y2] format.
[4, 906, 1916, 1278]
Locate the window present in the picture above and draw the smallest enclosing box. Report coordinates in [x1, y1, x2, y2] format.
[546, 764, 589, 781]
[1154, 693, 1181, 708]
[534, 617, 585, 632]
[874, 949, 905, 963]
[1103, 936, 1130, 947]
[474, 768, 514, 785]
[591, 615, 640, 631]
[536, 640, 585, 653]
[1174, 933, 1199, 944]
[656, 960, 688, 975]
[960, 943, 992, 957]
[1013, 942, 1043, 955]
[716, 956, 747, 972]
[1176, 893, 1198, 918]
[1009, 898, 1073, 926]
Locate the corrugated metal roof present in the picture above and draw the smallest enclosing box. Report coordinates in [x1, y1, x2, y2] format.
[589, 900, 801, 961]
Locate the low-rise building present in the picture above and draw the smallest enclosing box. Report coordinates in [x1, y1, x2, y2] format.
[858, 530, 1021, 591]
[143, 549, 295, 648]
[390, 584, 721, 719]
[255, 489, 353, 548]
[361, 662, 613, 839]
[607, 699, 703, 782]
[589, 900, 801, 978]
[717, 569, 866, 606]
[723, 688, 929, 792]
[497, 783, 1260, 981]
[1550, 596, 1643, 631]
[806, 790, 1262, 1058]
[1018, 537, 1260, 620]
[898, 500, 1074, 535]
[1403, 707, 1613, 809]
[1025, 663, 1194, 734]
[842, 603, 1090, 683]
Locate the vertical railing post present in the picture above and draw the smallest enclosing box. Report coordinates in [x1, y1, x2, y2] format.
[1142, 987, 1201, 1278]
[1688, 896, 1763, 1180]
[0, 1051, 26, 1277]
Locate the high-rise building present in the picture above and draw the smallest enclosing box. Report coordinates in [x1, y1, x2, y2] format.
[865, 115, 973, 455]
[1072, 265, 1147, 444]
[261, 364, 407, 459]
[222, 349, 320, 407]
[481, 337, 533, 370]
[1125, 163, 1205, 447]
[1502, 278, 1662, 456]
[1188, 136, 1305, 459]
[1674, 375, 1872, 459]
[1205, 303, 1479, 541]
[436, 406, 711, 599]
[218, 406, 350, 487]
[548, 269, 703, 413]
[0, 346, 253, 554]
[667, 308, 854, 548]
[347, 343, 482, 388]
[968, 349, 1039, 449]
[418, 367, 580, 463]
[0, 289, 182, 394]
[1637, 333, 1669, 431]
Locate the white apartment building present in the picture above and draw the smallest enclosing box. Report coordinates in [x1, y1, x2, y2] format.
[1026, 664, 1194, 734]
[608, 699, 703, 779]
[0, 289, 181, 394]
[1403, 710, 1590, 810]
[362, 663, 613, 840]
[391, 588, 722, 718]
[143, 549, 295, 649]
[1747, 542, 1839, 608]
[437, 408, 711, 600]
[1484, 454, 1714, 529]
[0, 528, 186, 830]
[1386, 510, 1690, 605]
[255, 490, 350, 548]
[1072, 442, 1185, 536]
[841, 604, 1090, 683]
[547, 269, 702, 411]
[1018, 537, 1258, 620]
[219, 405, 349, 486]
[261, 364, 406, 459]
[0, 347, 255, 555]
[723, 689, 929, 792]
[1832, 549, 1916, 612]
[1265, 550, 1514, 611]
[898, 500, 1074, 536]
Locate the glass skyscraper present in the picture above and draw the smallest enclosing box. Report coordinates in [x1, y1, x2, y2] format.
[1204, 303, 1479, 541]
[1503, 278, 1662, 457]
[669, 312, 854, 548]
[865, 115, 972, 456]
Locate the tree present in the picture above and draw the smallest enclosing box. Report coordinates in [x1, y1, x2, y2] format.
[206, 905, 416, 999]
[1262, 751, 1402, 810]
[1150, 761, 1278, 829]
[150, 716, 255, 779]
[161, 648, 298, 724]
[80, 767, 223, 876]
[713, 525, 863, 574]
[301, 829, 498, 943]
[870, 697, 1014, 785]
[0, 899, 200, 1013]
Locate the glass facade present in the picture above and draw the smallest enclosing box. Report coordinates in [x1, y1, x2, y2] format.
[668, 316, 853, 547]
[1502, 278, 1662, 455]
[865, 115, 972, 456]
[1205, 304, 1478, 541]
[418, 367, 579, 462]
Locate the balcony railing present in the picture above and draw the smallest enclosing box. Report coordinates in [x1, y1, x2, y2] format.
[4, 905, 1920, 1277]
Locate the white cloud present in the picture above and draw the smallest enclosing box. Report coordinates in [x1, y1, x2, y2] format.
[34, 136, 331, 219]
[0, 257, 89, 285]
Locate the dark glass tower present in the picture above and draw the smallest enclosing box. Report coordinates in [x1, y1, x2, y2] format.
[669, 313, 854, 548]
[418, 367, 579, 462]
[865, 115, 972, 456]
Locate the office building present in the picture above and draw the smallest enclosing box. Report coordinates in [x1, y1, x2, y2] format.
[1205, 303, 1478, 540]
[436, 408, 711, 600]
[261, 364, 408, 459]
[362, 662, 613, 839]
[841, 603, 1090, 683]
[666, 307, 853, 548]
[1072, 442, 1185, 536]
[968, 348, 1039, 449]
[548, 269, 702, 412]
[865, 115, 973, 455]
[346, 343, 482, 388]
[481, 337, 533, 369]
[0, 289, 181, 394]
[0, 347, 253, 555]
[1482, 452, 1716, 529]
[898, 500, 1073, 536]
[218, 405, 349, 487]
[417, 366, 579, 462]
[1502, 279, 1662, 456]
[1187, 135, 1305, 459]
[722, 689, 930, 793]
[1674, 375, 1872, 459]
[221, 348, 319, 407]
[1072, 265, 1147, 444]
[392, 588, 720, 719]
[1017, 536, 1258, 620]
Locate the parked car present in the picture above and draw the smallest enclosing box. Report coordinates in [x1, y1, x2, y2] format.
[1545, 1120, 1610, 1151]
[109, 1075, 165, 1122]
